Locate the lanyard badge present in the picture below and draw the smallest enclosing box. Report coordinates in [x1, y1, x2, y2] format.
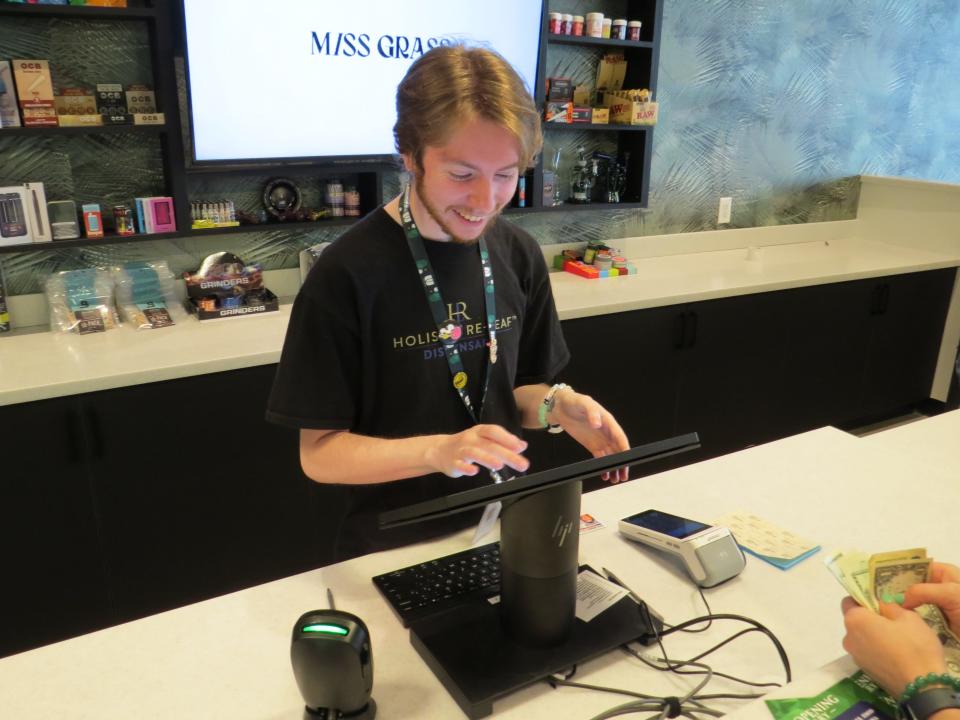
[399, 185, 499, 423]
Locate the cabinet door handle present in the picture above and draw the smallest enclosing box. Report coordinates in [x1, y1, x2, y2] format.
[85, 406, 105, 461]
[66, 407, 85, 463]
[686, 311, 699, 349]
[870, 284, 884, 315]
[674, 312, 686, 349]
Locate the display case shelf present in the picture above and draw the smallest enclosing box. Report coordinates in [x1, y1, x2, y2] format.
[0, 124, 169, 137]
[0, 5, 156, 20]
[547, 35, 654, 50]
[544, 123, 652, 133]
[0, 218, 360, 255]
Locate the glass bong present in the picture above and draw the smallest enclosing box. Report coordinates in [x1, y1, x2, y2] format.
[543, 146, 563, 207]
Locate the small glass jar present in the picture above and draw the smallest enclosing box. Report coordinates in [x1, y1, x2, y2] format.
[611, 19, 627, 40]
[601, 18, 612, 38]
[562, 13, 573, 35]
[585, 12, 604, 37]
[571, 15, 584, 36]
[325, 178, 344, 217]
[627, 20, 642, 41]
[344, 186, 361, 217]
[548, 12, 562, 34]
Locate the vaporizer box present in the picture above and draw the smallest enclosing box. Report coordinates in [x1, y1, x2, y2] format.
[23, 183, 52, 243]
[0, 61, 22, 128]
[96, 83, 131, 124]
[12, 59, 58, 127]
[0, 187, 33, 245]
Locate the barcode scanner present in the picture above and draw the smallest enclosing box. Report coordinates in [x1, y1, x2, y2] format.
[290, 605, 376, 719]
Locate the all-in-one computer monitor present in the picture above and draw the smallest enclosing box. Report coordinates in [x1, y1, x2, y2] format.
[379, 432, 701, 718]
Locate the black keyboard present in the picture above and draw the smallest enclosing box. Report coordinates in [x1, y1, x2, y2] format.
[372, 542, 501, 627]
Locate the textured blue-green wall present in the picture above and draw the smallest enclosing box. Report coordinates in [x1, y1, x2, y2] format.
[3, 1, 960, 295]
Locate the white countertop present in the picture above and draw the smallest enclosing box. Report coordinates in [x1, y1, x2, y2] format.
[1, 235, 958, 406]
[551, 236, 960, 319]
[1, 423, 956, 719]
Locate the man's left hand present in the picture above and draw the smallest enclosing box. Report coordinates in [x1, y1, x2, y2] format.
[549, 389, 630, 483]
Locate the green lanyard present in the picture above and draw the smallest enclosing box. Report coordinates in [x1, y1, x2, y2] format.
[399, 185, 499, 428]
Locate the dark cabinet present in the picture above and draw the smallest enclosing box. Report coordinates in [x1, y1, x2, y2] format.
[526, 268, 957, 484]
[0, 396, 111, 657]
[673, 291, 789, 459]
[1, 365, 346, 657]
[858, 270, 955, 419]
[84, 365, 327, 622]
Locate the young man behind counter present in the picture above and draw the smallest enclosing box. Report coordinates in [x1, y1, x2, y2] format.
[267, 45, 629, 560]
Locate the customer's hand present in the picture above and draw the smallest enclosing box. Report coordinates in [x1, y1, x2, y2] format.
[902, 561, 960, 636]
[426, 424, 529, 478]
[549, 389, 630, 483]
[841, 596, 947, 697]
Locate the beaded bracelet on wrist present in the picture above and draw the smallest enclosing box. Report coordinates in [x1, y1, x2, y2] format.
[901, 673, 960, 703]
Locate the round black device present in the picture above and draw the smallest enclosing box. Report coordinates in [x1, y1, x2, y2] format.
[290, 610, 376, 719]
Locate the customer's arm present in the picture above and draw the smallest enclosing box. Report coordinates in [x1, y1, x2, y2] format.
[300, 426, 529, 485]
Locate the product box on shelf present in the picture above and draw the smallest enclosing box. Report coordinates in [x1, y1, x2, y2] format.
[124, 85, 156, 114]
[12, 59, 58, 127]
[55, 88, 102, 126]
[47, 200, 81, 240]
[132, 112, 165, 125]
[596, 53, 627, 92]
[183, 252, 279, 321]
[95, 83, 131, 124]
[0, 187, 32, 245]
[545, 101, 573, 123]
[591, 107, 610, 124]
[81, 203, 104, 239]
[571, 106, 593, 123]
[0, 61, 22, 128]
[601, 89, 659, 126]
[0, 264, 9, 334]
[546, 77, 573, 102]
[23, 182, 52, 243]
[147, 197, 176, 233]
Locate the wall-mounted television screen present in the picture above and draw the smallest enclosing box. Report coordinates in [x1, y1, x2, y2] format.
[181, 0, 545, 165]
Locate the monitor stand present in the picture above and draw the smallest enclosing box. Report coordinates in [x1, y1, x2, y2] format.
[408, 481, 663, 719]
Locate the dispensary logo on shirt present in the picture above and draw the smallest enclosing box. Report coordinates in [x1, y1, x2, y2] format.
[390, 300, 518, 360]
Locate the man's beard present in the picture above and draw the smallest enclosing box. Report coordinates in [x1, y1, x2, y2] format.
[413, 173, 502, 245]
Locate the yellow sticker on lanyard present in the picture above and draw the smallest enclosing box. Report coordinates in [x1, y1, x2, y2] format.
[453, 371, 468, 390]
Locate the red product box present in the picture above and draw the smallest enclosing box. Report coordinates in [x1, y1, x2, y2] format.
[571, 106, 593, 123]
[564, 260, 600, 279]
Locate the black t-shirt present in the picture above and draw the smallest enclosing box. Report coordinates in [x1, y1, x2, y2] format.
[267, 207, 569, 557]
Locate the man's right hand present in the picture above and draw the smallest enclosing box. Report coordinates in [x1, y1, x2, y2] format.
[426, 424, 530, 478]
[903, 561, 960, 636]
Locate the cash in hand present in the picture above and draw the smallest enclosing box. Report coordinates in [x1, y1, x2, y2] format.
[825, 548, 960, 679]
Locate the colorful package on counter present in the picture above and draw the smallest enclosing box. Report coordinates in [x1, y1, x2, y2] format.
[45, 267, 119, 334]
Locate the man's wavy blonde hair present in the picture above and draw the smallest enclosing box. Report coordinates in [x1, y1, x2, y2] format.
[393, 45, 542, 172]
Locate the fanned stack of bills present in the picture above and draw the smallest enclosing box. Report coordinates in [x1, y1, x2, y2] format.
[825, 548, 960, 678]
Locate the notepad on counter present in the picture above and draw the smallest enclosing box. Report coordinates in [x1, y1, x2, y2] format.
[713, 511, 821, 570]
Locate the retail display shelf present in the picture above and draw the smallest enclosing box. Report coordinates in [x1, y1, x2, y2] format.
[0, 4, 156, 20]
[543, 123, 652, 132]
[547, 35, 654, 50]
[0, 124, 169, 137]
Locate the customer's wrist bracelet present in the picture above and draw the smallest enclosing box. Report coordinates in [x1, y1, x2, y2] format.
[899, 674, 960, 720]
[538, 383, 570, 434]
